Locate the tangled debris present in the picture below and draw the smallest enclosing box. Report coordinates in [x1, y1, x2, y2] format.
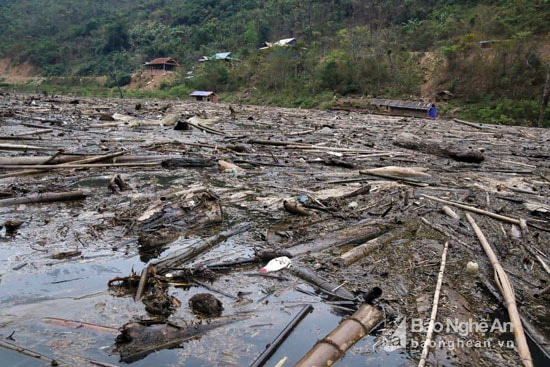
[0, 93, 548, 366]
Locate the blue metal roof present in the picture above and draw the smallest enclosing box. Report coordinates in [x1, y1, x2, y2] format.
[370, 99, 432, 110]
[212, 52, 232, 59]
[190, 91, 215, 97]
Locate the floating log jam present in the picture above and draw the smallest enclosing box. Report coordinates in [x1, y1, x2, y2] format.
[393, 132, 485, 163]
[294, 304, 383, 367]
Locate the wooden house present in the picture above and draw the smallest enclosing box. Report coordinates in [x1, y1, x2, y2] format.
[144, 57, 180, 71]
[189, 91, 218, 103]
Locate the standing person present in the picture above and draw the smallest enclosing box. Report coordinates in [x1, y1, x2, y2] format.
[428, 103, 437, 119]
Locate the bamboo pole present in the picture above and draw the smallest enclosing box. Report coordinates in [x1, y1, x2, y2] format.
[421, 194, 521, 225]
[0, 150, 128, 178]
[418, 241, 449, 367]
[0, 143, 56, 151]
[0, 154, 182, 166]
[294, 304, 383, 367]
[250, 304, 313, 367]
[0, 339, 60, 366]
[466, 214, 533, 367]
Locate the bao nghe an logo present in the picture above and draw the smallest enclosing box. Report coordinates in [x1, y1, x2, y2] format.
[377, 317, 407, 352]
[377, 317, 515, 351]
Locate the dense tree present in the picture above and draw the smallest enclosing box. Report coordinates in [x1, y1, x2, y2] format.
[0, 0, 548, 125]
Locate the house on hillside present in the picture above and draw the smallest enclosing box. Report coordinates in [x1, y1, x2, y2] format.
[370, 99, 433, 118]
[144, 57, 180, 71]
[189, 91, 218, 103]
[259, 37, 297, 50]
[198, 52, 239, 62]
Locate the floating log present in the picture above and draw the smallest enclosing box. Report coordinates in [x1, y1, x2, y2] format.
[294, 304, 383, 367]
[0, 154, 183, 166]
[0, 190, 86, 206]
[359, 165, 434, 185]
[283, 199, 311, 216]
[0, 143, 56, 151]
[421, 194, 522, 226]
[333, 235, 385, 267]
[418, 241, 449, 367]
[0, 339, 59, 366]
[161, 157, 216, 169]
[153, 222, 251, 274]
[466, 214, 533, 367]
[478, 273, 550, 360]
[218, 159, 244, 171]
[41, 317, 119, 334]
[393, 132, 485, 163]
[114, 315, 250, 363]
[289, 266, 356, 301]
[286, 221, 393, 258]
[452, 118, 486, 129]
[250, 304, 313, 367]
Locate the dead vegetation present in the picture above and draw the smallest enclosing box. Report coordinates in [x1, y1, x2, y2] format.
[0, 92, 548, 366]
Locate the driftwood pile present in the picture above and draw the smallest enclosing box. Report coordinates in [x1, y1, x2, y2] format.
[0, 93, 548, 366]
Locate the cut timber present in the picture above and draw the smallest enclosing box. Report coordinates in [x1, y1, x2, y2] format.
[334, 235, 385, 267]
[359, 166, 433, 184]
[294, 304, 383, 367]
[152, 222, 251, 274]
[0, 154, 182, 166]
[289, 266, 356, 301]
[421, 194, 522, 225]
[393, 132, 485, 163]
[0, 190, 86, 206]
[286, 221, 392, 258]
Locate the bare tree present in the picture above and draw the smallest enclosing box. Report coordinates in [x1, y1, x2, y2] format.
[539, 63, 550, 128]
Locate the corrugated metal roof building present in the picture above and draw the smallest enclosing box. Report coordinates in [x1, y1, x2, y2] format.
[370, 99, 433, 118]
[189, 91, 218, 103]
[198, 52, 239, 62]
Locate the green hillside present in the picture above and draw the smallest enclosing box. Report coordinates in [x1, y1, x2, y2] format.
[1, 0, 549, 126]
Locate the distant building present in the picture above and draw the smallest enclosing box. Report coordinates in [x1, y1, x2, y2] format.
[198, 52, 239, 62]
[144, 57, 180, 71]
[189, 91, 218, 103]
[479, 40, 492, 49]
[260, 37, 297, 50]
[370, 99, 433, 118]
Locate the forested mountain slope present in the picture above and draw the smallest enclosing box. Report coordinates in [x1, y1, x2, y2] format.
[1, 0, 549, 126]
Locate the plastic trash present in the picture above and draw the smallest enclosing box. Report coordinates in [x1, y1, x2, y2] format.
[259, 256, 292, 273]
